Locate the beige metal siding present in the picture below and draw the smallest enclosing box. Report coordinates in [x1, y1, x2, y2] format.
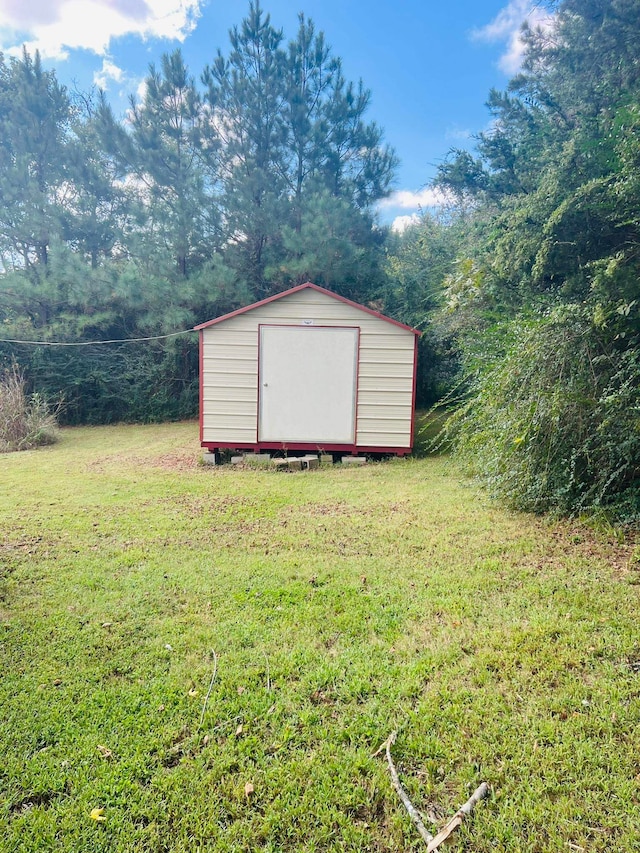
[201, 325, 258, 444]
[201, 288, 415, 448]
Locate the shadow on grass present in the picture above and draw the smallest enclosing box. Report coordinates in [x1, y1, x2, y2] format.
[412, 408, 453, 457]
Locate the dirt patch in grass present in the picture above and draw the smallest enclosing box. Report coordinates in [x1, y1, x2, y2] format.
[9, 790, 63, 815]
[280, 499, 410, 519]
[533, 518, 640, 577]
[149, 450, 202, 471]
[145, 494, 257, 516]
[87, 449, 201, 473]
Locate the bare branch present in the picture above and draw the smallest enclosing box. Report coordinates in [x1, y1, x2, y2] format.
[262, 651, 271, 691]
[381, 731, 434, 845]
[426, 782, 490, 852]
[376, 731, 490, 851]
[198, 649, 218, 729]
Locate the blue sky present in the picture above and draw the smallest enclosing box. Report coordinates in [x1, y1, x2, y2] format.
[0, 0, 552, 229]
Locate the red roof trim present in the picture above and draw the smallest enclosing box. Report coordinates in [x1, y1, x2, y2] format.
[193, 282, 420, 334]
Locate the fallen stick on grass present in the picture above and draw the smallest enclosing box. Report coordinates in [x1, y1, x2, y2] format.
[262, 651, 271, 691]
[375, 730, 490, 851]
[424, 781, 490, 852]
[198, 649, 218, 730]
[378, 731, 435, 845]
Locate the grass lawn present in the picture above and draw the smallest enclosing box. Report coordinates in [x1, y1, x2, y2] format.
[1, 422, 639, 852]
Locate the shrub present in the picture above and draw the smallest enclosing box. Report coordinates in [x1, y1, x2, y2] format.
[449, 307, 640, 523]
[0, 363, 60, 452]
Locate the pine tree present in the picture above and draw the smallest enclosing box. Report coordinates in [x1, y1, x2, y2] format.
[203, 1, 288, 297]
[285, 13, 397, 211]
[202, 3, 397, 299]
[0, 50, 71, 274]
[98, 50, 216, 281]
[63, 89, 131, 270]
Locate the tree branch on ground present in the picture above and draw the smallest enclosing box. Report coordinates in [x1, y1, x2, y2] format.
[375, 730, 490, 851]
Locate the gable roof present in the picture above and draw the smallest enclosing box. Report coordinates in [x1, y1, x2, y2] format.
[193, 282, 420, 334]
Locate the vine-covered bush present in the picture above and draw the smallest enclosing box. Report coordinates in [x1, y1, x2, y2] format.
[450, 308, 640, 522]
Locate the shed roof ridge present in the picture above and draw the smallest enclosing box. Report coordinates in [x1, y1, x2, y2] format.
[193, 282, 420, 334]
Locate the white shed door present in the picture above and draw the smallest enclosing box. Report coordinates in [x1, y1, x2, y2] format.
[258, 325, 358, 443]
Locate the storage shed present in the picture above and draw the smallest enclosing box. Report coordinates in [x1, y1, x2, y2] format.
[194, 282, 420, 456]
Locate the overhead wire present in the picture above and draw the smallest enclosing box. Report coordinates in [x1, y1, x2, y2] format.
[0, 329, 196, 346]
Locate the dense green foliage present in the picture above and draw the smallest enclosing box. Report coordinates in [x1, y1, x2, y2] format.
[425, 0, 640, 521]
[0, 0, 638, 520]
[448, 309, 640, 518]
[0, 3, 395, 423]
[383, 214, 465, 406]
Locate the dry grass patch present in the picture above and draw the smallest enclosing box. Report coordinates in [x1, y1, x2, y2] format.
[0, 363, 59, 452]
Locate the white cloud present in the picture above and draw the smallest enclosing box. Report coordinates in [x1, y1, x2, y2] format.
[445, 127, 472, 142]
[472, 0, 555, 74]
[136, 77, 149, 101]
[93, 57, 124, 89]
[391, 214, 421, 234]
[378, 187, 451, 211]
[0, 0, 204, 60]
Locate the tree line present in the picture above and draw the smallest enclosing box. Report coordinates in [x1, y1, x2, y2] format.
[1, 0, 638, 521]
[0, 2, 396, 423]
[425, 0, 639, 522]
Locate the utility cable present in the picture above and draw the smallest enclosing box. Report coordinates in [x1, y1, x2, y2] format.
[0, 329, 196, 346]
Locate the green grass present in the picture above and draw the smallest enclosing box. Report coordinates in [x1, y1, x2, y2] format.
[413, 409, 451, 456]
[1, 422, 639, 852]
